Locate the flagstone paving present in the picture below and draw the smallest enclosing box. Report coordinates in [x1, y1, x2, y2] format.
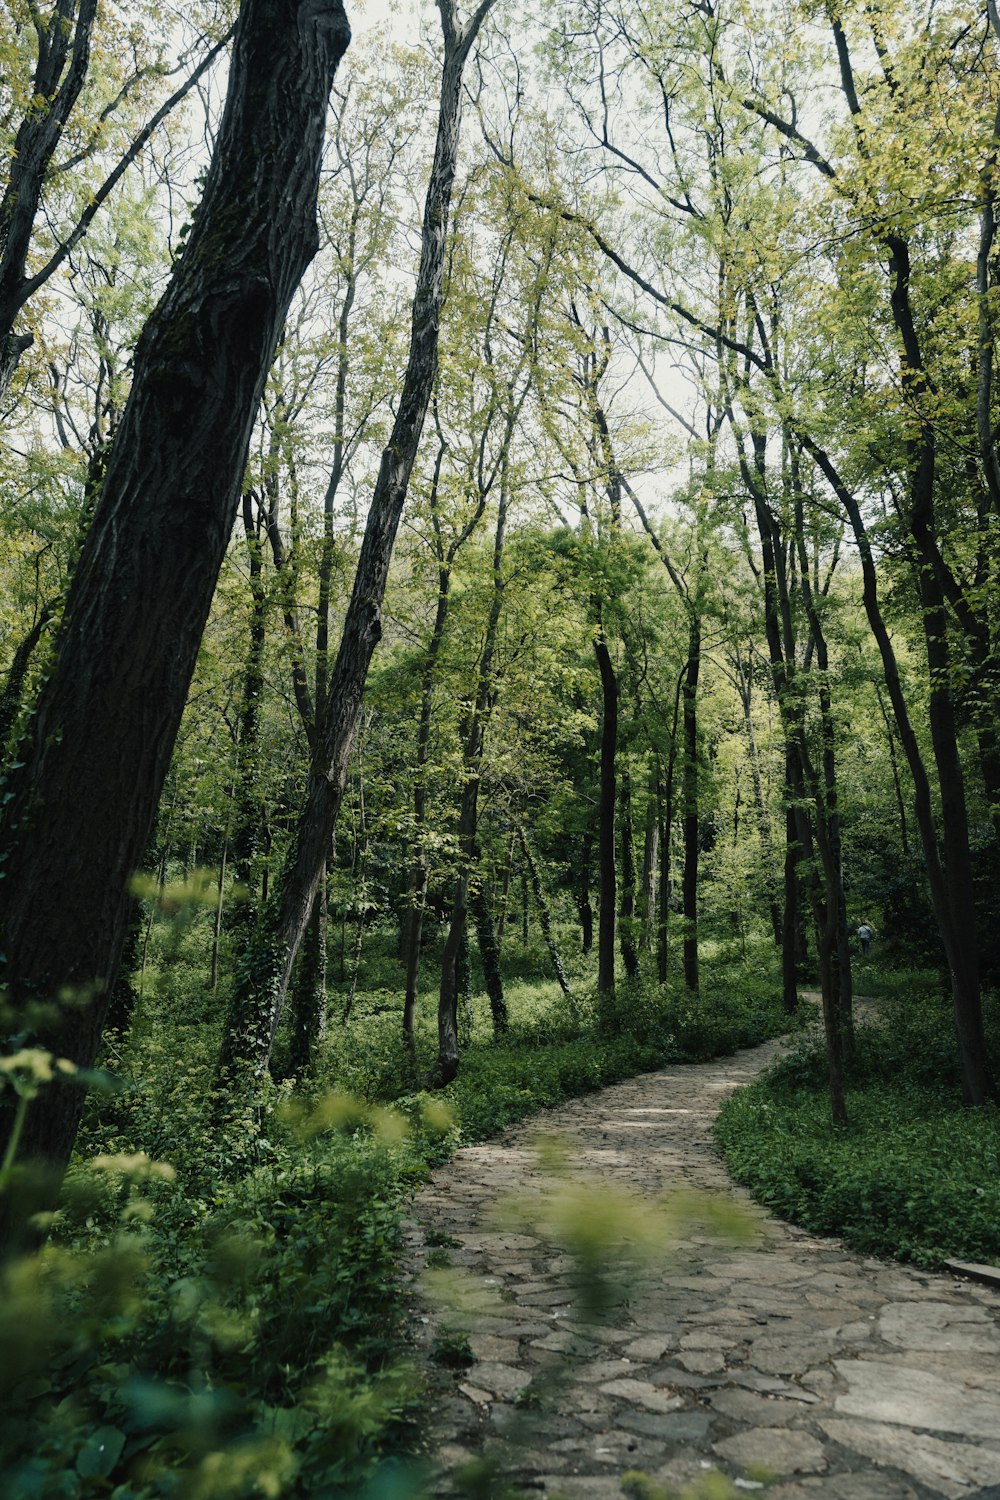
[406, 1035, 1000, 1498]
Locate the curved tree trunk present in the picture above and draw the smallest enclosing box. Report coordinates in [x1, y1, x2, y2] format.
[0, 0, 352, 1254]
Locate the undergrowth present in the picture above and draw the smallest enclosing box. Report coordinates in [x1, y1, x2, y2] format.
[716, 967, 1000, 1268]
[1, 919, 791, 1499]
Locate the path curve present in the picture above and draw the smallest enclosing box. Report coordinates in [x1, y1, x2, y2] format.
[407, 1036, 1000, 1499]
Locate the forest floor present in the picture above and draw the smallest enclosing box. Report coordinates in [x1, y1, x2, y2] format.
[406, 1029, 1000, 1500]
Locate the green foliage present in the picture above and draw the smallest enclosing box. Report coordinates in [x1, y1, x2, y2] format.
[716, 981, 1000, 1268]
[1, 1097, 422, 1498]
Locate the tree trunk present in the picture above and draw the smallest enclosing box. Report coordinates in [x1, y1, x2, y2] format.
[471, 882, 507, 1037]
[682, 610, 701, 994]
[229, 490, 269, 917]
[594, 627, 618, 995]
[519, 828, 574, 1003]
[800, 433, 997, 1104]
[287, 871, 328, 1075]
[619, 766, 640, 979]
[401, 556, 450, 1050]
[0, 0, 352, 1252]
[496, 831, 515, 954]
[435, 871, 465, 1085]
[657, 759, 673, 985]
[220, 0, 495, 1082]
[781, 792, 801, 1014]
[578, 825, 595, 955]
[0, 606, 54, 751]
[433, 446, 510, 1077]
[640, 784, 658, 953]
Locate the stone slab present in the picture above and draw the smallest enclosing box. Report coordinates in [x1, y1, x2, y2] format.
[714, 1426, 827, 1475]
[822, 1417, 1000, 1498]
[833, 1358, 1000, 1439]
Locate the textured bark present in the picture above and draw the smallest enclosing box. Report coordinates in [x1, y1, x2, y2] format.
[221, 0, 496, 1082]
[0, 0, 352, 1250]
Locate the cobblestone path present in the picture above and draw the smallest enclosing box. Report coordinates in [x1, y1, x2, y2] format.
[407, 1036, 1000, 1499]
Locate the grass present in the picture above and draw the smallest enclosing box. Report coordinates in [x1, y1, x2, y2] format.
[716, 966, 1000, 1268]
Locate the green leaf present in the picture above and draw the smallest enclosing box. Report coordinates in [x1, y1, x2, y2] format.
[76, 1425, 126, 1480]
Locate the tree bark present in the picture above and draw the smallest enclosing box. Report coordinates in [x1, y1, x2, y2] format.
[0, 0, 352, 1251]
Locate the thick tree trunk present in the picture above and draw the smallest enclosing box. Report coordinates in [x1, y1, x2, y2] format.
[221, 0, 495, 1081]
[0, 0, 352, 1252]
[594, 628, 618, 995]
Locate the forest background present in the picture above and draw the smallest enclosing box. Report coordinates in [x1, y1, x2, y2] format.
[1, 0, 999, 1494]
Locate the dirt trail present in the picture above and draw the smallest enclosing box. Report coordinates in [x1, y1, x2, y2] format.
[406, 1035, 1000, 1499]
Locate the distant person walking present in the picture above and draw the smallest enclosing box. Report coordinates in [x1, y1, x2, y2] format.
[857, 922, 873, 958]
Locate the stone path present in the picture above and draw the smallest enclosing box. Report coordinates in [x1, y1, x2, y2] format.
[406, 1036, 1000, 1499]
